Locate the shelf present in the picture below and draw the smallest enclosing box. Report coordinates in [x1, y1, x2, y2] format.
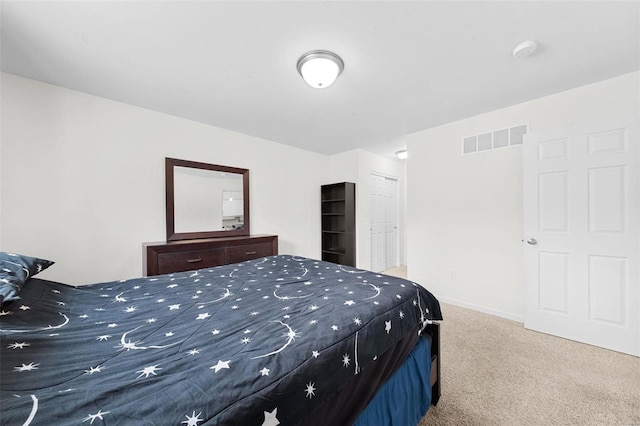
[321, 182, 355, 267]
[322, 249, 346, 255]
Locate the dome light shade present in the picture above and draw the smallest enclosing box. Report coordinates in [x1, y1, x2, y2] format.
[297, 50, 344, 89]
[396, 150, 408, 160]
[512, 40, 538, 58]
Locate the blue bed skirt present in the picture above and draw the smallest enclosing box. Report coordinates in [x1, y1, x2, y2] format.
[354, 335, 433, 426]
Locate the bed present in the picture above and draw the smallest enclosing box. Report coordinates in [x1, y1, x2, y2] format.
[1, 253, 442, 425]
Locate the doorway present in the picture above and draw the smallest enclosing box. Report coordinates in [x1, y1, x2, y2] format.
[370, 173, 399, 272]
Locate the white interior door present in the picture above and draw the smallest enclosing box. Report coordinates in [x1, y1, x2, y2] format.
[370, 173, 399, 272]
[370, 174, 386, 272]
[384, 178, 398, 269]
[523, 118, 639, 356]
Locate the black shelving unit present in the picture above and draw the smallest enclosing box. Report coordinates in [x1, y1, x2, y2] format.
[321, 182, 355, 266]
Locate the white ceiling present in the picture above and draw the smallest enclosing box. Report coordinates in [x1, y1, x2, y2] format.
[2, 1, 639, 159]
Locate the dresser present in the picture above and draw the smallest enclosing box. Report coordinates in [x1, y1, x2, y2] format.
[144, 234, 278, 276]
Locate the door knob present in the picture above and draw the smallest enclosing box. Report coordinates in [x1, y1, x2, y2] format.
[526, 238, 538, 245]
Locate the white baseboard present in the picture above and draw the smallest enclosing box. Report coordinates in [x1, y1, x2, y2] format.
[437, 296, 524, 323]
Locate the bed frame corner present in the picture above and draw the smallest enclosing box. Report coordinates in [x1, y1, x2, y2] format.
[427, 321, 441, 406]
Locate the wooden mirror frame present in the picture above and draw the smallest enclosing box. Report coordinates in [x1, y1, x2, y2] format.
[165, 157, 250, 241]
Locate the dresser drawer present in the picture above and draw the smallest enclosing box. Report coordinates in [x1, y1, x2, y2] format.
[225, 242, 274, 264]
[157, 248, 225, 275]
[144, 235, 278, 276]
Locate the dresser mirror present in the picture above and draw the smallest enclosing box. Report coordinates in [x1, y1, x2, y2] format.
[166, 157, 250, 241]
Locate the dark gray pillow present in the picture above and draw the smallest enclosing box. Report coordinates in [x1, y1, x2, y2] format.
[0, 252, 54, 304]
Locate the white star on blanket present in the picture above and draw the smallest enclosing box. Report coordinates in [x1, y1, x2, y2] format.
[210, 360, 230, 373]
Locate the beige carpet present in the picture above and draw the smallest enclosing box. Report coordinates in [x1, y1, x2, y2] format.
[381, 266, 640, 426]
[418, 303, 640, 426]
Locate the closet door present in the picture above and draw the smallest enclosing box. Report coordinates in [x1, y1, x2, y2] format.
[370, 175, 386, 272]
[370, 173, 399, 272]
[384, 177, 398, 270]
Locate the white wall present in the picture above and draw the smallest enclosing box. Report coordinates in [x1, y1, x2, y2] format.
[329, 149, 406, 270]
[407, 71, 640, 321]
[1, 73, 327, 285]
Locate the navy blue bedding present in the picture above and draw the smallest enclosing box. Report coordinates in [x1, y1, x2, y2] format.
[1, 255, 442, 425]
[354, 335, 433, 426]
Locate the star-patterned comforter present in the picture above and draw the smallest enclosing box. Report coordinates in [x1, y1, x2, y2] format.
[1, 255, 442, 425]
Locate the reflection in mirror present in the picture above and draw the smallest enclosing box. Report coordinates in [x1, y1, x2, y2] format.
[166, 158, 250, 241]
[174, 168, 244, 233]
[221, 190, 244, 230]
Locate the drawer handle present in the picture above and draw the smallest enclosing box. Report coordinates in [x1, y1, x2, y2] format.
[187, 257, 203, 263]
[245, 251, 257, 255]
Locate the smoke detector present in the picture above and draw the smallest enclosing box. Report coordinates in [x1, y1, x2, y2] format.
[512, 40, 538, 58]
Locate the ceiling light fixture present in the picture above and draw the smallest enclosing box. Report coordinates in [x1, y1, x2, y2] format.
[297, 50, 344, 89]
[512, 40, 538, 58]
[396, 150, 408, 160]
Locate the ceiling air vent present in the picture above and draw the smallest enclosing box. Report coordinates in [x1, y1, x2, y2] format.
[462, 124, 528, 155]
